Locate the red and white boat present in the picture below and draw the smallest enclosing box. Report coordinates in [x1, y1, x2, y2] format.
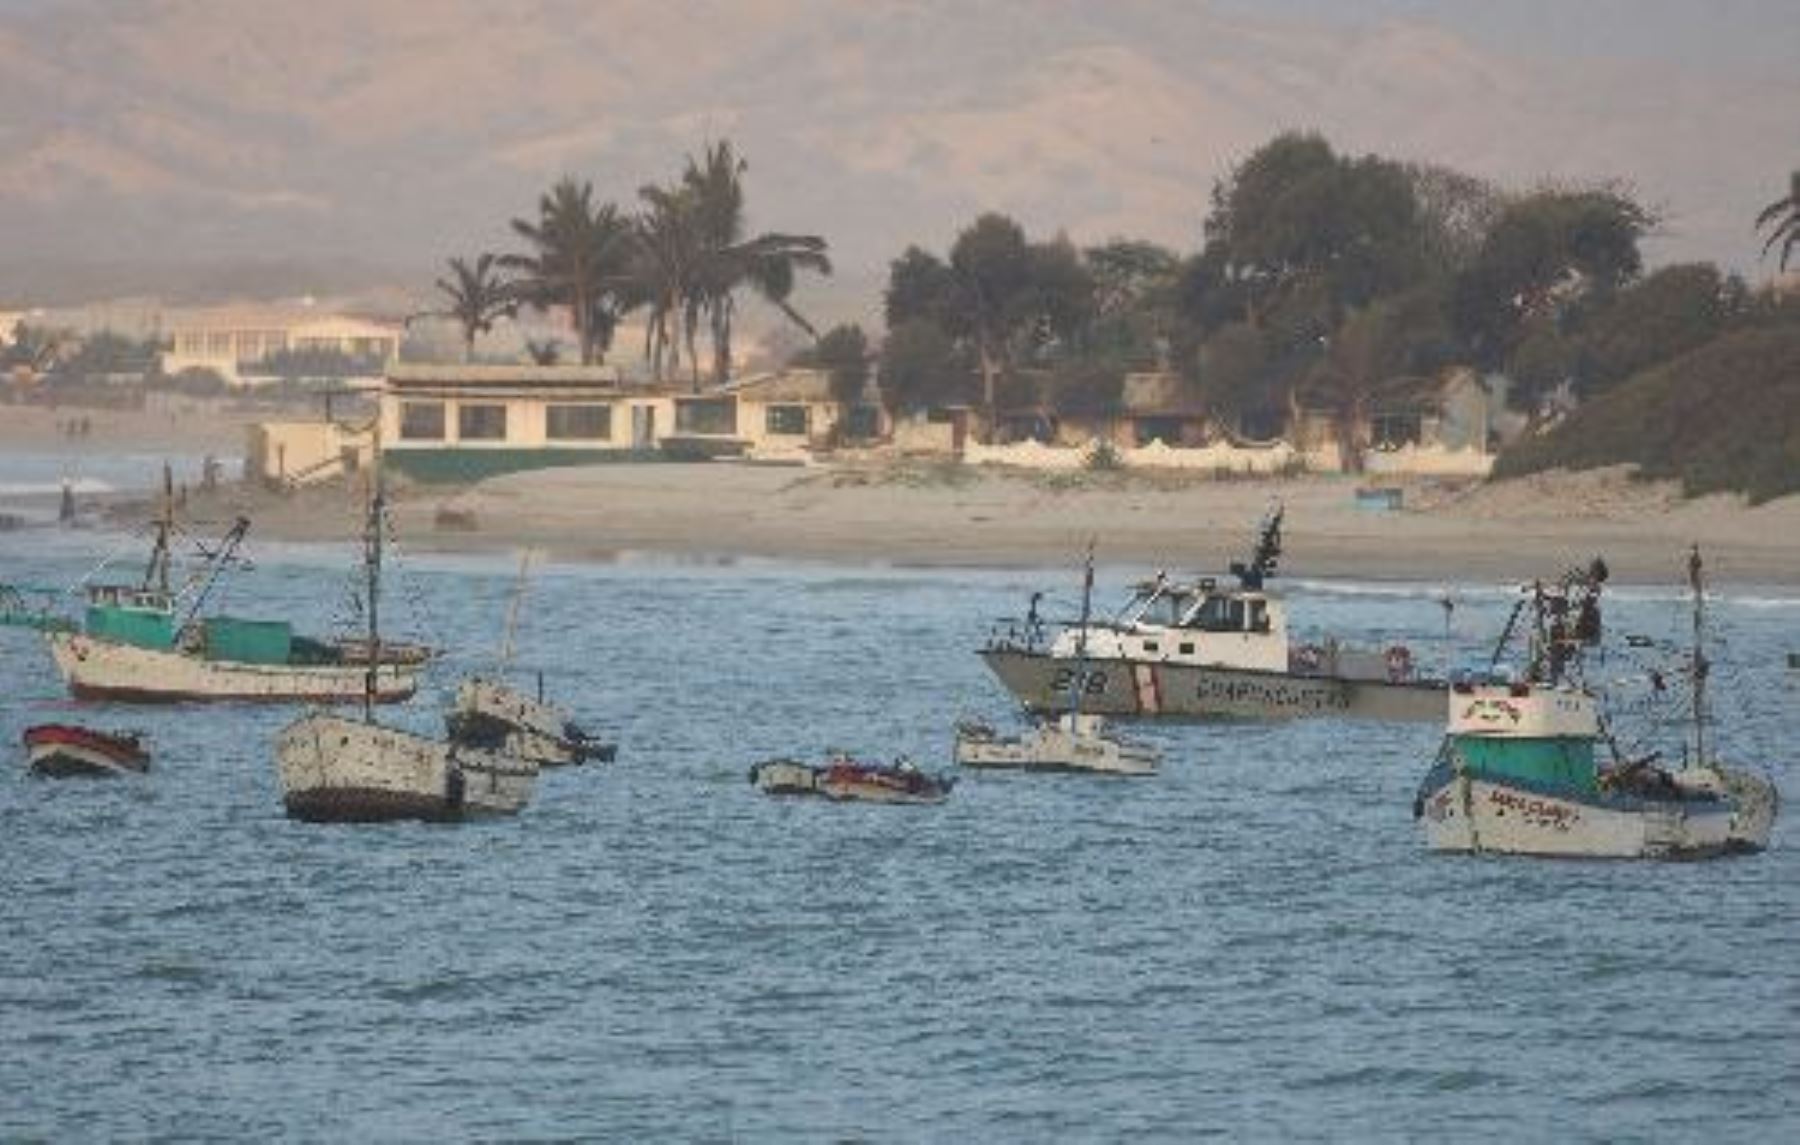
[23, 723, 151, 777]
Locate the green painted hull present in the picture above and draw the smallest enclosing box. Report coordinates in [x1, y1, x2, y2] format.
[1450, 734, 1599, 795]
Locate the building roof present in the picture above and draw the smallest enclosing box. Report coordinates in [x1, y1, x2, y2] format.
[386, 362, 632, 391]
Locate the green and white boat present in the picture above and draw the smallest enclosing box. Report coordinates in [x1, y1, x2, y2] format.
[1414, 561, 1741, 860]
[2, 470, 430, 703]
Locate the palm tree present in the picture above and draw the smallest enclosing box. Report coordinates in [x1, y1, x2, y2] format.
[681, 141, 832, 388]
[633, 181, 701, 384]
[433, 254, 514, 362]
[1755, 170, 1800, 272]
[502, 178, 637, 365]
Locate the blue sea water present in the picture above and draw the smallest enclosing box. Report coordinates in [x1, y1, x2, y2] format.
[0, 525, 1795, 1141]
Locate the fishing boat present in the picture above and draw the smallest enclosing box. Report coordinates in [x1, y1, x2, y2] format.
[748, 753, 955, 804]
[955, 712, 1159, 776]
[1414, 561, 1735, 859]
[445, 676, 614, 766]
[1, 468, 430, 703]
[276, 460, 537, 824]
[978, 505, 1444, 722]
[440, 553, 615, 767]
[23, 723, 150, 777]
[957, 545, 1161, 776]
[1663, 548, 1779, 852]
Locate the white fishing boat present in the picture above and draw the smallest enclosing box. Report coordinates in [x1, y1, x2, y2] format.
[1414, 562, 1736, 859]
[4, 468, 430, 703]
[1663, 548, 1779, 852]
[957, 544, 1161, 776]
[955, 712, 1159, 776]
[276, 456, 538, 824]
[979, 505, 1444, 721]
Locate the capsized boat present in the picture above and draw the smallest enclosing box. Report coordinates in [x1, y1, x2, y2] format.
[955, 712, 1159, 776]
[979, 505, 1444, 722]
[23, 723, 150, 777]
[1414, 561, 1735, 859]
[275, 459, 537, 824]
[2, 468, 430, 703]
[445, 676, 615, 767]
[749, 753, 955, 804]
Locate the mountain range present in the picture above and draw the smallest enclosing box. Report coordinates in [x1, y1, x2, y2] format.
[0, 0, 1791, 320]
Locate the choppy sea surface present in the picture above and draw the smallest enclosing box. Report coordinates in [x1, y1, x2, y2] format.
[1, 521, 1796, 1141]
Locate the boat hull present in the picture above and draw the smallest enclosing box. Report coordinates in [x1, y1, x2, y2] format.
[1415, 763, 1734, 859]
[955, 722, 1158, 775]
[980, 648, 1442, 722]
[1672, 766, 1780, 853]
[23, 724, 149, 777]
[48, 632, 422, 704]
[445, 678, 613, 766]
[277, 712, 537, 822]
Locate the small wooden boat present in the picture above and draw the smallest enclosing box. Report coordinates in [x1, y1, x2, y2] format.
[955, 712, 1159, 775]
[747, 758, 822, 796]
[819, 756, 955, 805]
[748, 753, 955, 804]
[23, 723, 150, 777]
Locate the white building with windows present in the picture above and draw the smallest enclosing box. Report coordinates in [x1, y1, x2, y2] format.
[162, 306, 401, 385]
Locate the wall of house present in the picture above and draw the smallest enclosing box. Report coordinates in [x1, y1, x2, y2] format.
[1362, 444, 1494, 477]
[246, 420, 373, 486]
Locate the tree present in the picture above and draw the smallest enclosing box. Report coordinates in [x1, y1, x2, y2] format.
[1450, 185, 1657, 366]
[884, 246, 958, 330]
[1083, 239, 1181, 368]
[433, 253, 514, 362]
[878, 318, 970, 414]
[676, 140, 832, 388]
[1297, 300, 1417, 472]
[949, 213, 1036, 419]
[1571, 262, 1728, 395]
[1755, 169, 1800, 271]
[503, 178, 636, 365]
[1201, 132, 1425, 327]
[798, 323, 871, 406]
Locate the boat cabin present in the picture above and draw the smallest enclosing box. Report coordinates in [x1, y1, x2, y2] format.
[1051, 576, 1290, 672]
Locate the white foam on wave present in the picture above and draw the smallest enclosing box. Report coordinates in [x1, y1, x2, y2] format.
[0, 478, 116, 497]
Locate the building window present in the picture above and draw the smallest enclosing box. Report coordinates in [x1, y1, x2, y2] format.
[399, 401, 446, 441]
[458, 403, 508, 441]
[842, 404, 880, 440]
[765, 405, 810, 436]
[547, 404, 612, 441]
[675, 398, 736, 435]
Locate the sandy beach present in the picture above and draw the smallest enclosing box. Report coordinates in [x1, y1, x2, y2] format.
[139, 456, 1800, 587]
[4, 403, 1794, 585]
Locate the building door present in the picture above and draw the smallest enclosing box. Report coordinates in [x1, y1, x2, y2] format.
[632, 405, 657, 449]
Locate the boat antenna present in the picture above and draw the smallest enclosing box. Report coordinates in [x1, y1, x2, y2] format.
[362, 427, 385, 723]
[1688, 544, 1708, 767]
[142, 463, 174, 595]
[1230, 501, 1283, 590]
[1069, 538, 1097, 717]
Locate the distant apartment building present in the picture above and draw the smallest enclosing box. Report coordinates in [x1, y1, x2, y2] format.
[161, 306, 401, 385]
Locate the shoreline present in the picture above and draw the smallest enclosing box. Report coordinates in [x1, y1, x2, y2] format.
[59, 458, 1800, 589]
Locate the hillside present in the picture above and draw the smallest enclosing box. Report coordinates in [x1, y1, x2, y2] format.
[1495, 322, 1800, 504]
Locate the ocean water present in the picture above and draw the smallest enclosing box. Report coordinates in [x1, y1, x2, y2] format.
[1, 527, 1795, 1141]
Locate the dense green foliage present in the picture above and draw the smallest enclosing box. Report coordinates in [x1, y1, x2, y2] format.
[1495, 316, 1800, 503]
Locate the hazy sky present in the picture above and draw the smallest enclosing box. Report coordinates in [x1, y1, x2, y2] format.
[0, 0, 1794, 308]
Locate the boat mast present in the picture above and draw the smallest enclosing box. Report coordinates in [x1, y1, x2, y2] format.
[1688, 545, 1708, 766]
[362, 428, 384, 722]
[498, 549, 537, 675]
[142, 463, 174, 595]
[1070, 539, 1096, 716]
